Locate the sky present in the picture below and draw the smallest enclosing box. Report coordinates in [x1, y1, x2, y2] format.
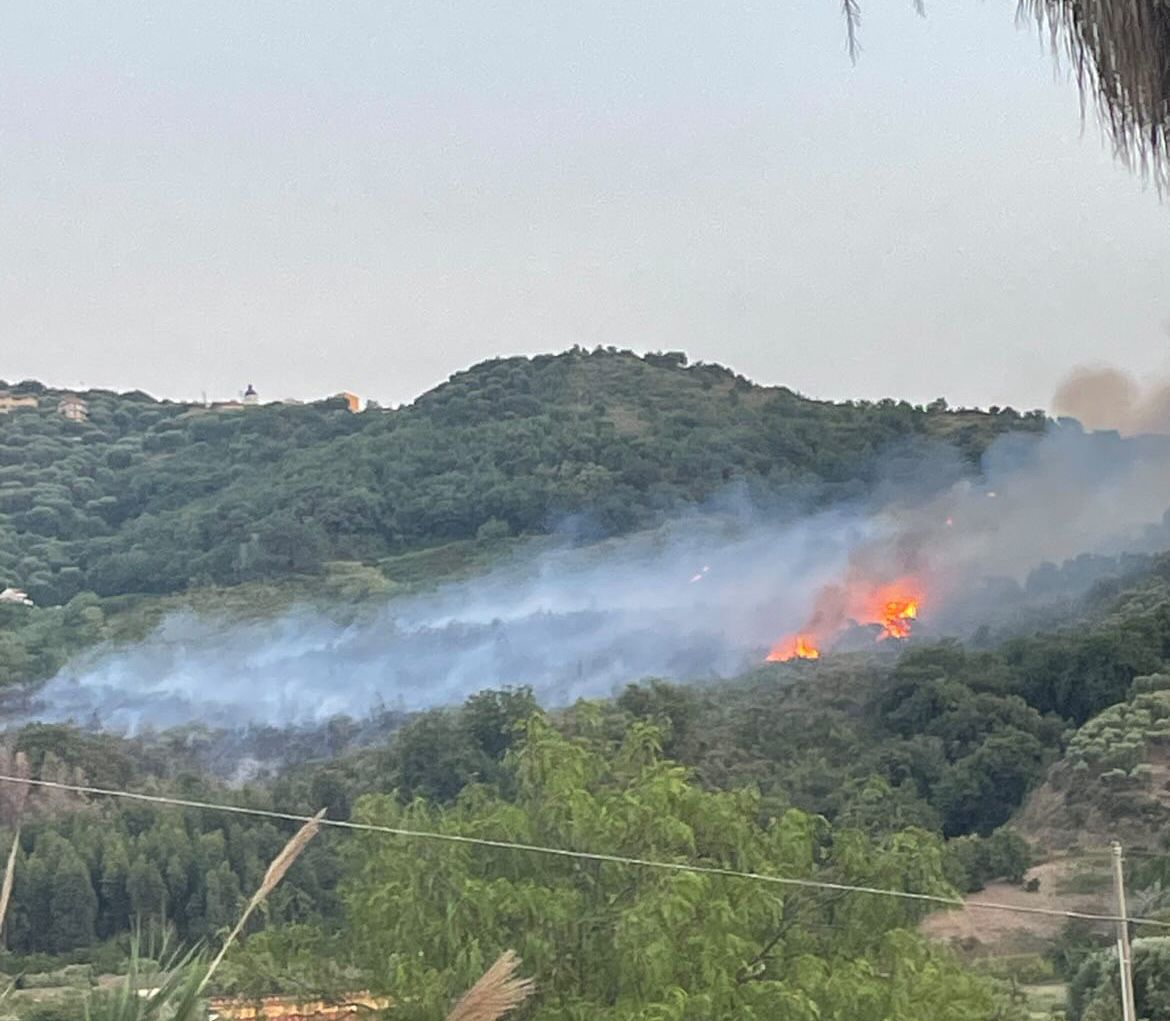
[2, 1, 1168, 411]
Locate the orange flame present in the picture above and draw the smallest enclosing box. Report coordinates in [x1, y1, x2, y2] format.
[767, 577, 923, 662]
[877, 597, 918, 640]
[766, 634, 820, 662]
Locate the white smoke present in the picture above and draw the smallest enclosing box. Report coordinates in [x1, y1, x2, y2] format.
[25, 424, 1170, 732]
[32, 506, 871, 730]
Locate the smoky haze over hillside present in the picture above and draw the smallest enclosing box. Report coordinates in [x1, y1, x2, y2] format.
[25, 424, 1170, 732]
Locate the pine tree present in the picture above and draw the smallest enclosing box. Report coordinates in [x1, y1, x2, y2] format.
[127, 857, 167, 927]
[48, 848, 97, 952]
[204, 861, 243, 936]
[98, 834, 132, 939]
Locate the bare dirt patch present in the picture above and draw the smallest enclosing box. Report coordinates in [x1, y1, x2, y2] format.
[922, 857, 1112, 956]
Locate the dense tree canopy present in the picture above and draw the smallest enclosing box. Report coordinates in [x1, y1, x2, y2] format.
[342, 715, 1016, 1020]
[0, 350, 1043, 612]
[5, 351, 1170, 1017]
[8, 550, 1170, 972]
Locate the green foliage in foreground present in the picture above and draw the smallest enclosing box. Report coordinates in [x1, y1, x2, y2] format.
[338, 714, 1023, 1021]
[1069, 936, 1170, 1020]
[81, 943, 205, 1021]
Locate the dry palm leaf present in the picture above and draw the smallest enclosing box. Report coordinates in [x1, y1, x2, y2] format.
[0, 827, 19, 943]
[1022, 0, 1170, 182]
[445, 951, 534, 1021]
[844, 1, 1170, 183]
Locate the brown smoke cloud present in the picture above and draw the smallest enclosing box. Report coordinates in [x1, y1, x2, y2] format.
[1052, 366, 1170, 436]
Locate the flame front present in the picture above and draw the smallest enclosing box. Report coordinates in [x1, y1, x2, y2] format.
[768, 577, 923, 662]
[767, 634, 820, 662]
[873, 590, 919, 641]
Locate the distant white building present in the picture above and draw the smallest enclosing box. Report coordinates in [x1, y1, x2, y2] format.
[0, 392, 38, 414]
[0, 588, 33, 606]
[57, 394, 88, 422]
[243, 384, 259, 406]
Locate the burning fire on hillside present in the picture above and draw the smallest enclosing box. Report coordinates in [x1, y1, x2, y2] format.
[767, 634, 821, 661]
[766, 576, 924, 662]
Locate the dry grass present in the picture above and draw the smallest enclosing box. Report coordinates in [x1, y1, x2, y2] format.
[0, 827, 19, 941]
[0, 749, 31, 825]
[921, 858, 1112, 955]
[200, 809, 327, 992]
[445, 951, 534, 1021]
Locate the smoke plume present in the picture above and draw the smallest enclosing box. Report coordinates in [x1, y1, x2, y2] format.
[1053, 365, 1170, 436]
[22, 424, 1170, 732]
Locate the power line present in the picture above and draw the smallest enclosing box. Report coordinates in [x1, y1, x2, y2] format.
[1076, 846, 1170, 861]
[2, 773, 1168, 930]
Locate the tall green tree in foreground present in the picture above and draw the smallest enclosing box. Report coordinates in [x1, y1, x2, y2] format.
[343, 712, 1022, 1021]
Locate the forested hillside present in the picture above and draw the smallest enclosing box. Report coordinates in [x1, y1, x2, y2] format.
[6, 553, 1170, 1017]
[0, 348, 1043, 608]
[5, 350, 1150, 1020]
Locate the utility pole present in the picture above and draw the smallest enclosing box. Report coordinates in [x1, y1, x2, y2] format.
[1112, 840, 1138, 1021]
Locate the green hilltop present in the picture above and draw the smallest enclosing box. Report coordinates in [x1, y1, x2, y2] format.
[0, 347, 1049, 692]
[0, 347, 1043, 608]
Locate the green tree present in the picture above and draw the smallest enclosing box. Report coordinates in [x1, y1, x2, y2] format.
[383, 710, 490, 803]
[127, 857, 167, 926]
[933, 728, 1048, 836]
[461, 687, 539, 761]
[343, 714, 1020, 1021]
[98, 834, 132, 939]
[49, 847, 98, 952]
[1070, 936, 1170, 1020]
[204, 861, 244, 935]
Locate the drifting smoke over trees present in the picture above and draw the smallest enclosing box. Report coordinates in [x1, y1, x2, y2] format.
[9, 551, 1170, 973]
[7, 352, 1170, 1014]
[0, 349, 1050, 709]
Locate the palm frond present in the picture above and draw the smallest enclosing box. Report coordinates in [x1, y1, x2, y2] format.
[0, 827, 20, 943]
[1021, 0, 1170, 184]
[445, 951, 534, 1021]
[84, 938, 205, 1021]
[841, 1, 1170, 184]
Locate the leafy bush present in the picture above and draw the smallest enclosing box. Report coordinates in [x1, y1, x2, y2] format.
[972, 953, 1057, 985]
[20, 964, 93, 989]
[1060, 690, 1170, 793]
[343, 715, 1017, 1021]
[1070, 937, 1170, 1020]
[944, 829, 1034, 892]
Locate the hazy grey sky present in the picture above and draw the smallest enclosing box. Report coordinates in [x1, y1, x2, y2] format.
[2, 1, 1167, 411]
